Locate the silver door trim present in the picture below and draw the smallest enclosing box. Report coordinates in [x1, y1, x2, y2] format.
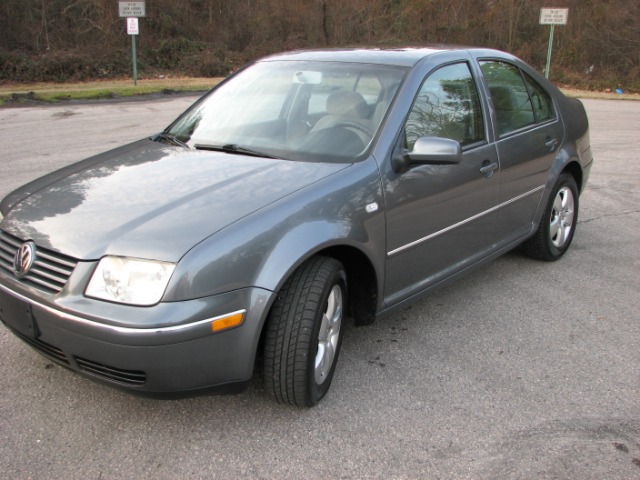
[387, 185, 545, 257]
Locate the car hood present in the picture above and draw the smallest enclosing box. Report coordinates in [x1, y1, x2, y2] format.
[1, 139, 349, 261]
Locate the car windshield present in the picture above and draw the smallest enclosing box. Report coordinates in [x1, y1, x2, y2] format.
[165, 60, 407, 162]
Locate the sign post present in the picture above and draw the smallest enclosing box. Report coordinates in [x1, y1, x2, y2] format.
[119, 2, 146, 86]
[539, 8, 569, 79]
[127, 17, 139, 85]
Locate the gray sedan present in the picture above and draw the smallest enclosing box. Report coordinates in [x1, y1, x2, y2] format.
[0, 47, 592, 406]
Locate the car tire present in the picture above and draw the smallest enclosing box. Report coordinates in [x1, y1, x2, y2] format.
[522, 172, 579, 261]
[263, 256, 347, 407]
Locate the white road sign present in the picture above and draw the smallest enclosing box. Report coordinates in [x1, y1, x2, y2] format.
[119, 1, 146, 18]
[127, 17, 139, 35]
[540, 8, 569, 25]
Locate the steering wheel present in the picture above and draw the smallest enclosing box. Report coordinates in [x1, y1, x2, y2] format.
[333, 121, 374, 137]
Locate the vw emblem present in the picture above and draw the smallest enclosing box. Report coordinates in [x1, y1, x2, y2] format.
[13, 241, 37, 278]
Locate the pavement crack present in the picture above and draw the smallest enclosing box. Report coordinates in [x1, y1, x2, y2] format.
[586, 186, 639, 195]
[578, 209, 640, 224]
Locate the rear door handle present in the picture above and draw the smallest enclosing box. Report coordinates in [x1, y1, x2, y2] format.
[479, 161, 498, 177]
[545, 137, 559, 150]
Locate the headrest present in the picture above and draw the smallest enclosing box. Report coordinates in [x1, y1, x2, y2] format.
[326, 91, 369, 118]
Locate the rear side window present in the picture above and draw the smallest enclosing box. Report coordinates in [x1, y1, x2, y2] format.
[480, 61, 555, 137]
[523, 71, 555, 123]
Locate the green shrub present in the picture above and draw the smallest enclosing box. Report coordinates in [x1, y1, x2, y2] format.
[0, 50, 34, 81]
[0, 49, 132, 83]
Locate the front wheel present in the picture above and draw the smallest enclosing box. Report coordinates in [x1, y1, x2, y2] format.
[522, 173, 579, 261]
[263, 256, 347, 407]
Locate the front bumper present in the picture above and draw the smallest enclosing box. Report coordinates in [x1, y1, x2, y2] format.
[0, 280, 274, 394]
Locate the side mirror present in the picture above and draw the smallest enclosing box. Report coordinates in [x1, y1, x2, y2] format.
[393, 137, 462, 173]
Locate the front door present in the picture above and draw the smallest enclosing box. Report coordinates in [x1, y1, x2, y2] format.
[382, 62, 501, 306]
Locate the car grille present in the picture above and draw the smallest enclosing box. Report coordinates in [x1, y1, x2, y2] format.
[11, 327, 70, 366]
[8, 325, 147, 386]
[75, 357, 147, 386]
[0, 230, 78, 294]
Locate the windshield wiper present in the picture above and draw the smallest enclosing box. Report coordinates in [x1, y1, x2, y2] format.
[154, 132, 190, 149]
[194, 143, 277, 159]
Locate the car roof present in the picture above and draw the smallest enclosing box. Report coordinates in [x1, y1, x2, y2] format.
[260, 46, 480, 67]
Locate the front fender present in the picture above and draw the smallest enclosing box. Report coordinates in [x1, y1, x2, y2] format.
[163, 159, 385, 302]
[252, 220, 371, 292]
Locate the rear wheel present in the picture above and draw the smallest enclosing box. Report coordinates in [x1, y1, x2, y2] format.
[522, 173, 579, 261]
[263, 256, 347, 407]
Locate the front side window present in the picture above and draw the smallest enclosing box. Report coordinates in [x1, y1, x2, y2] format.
[480, 61, 555, 136]
[405, 62, 485, 151]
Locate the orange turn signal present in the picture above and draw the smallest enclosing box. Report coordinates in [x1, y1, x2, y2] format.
[211, 311, 245, 332]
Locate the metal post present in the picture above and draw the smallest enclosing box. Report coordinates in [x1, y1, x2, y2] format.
[131, 34, 138, 86]
[545, 24, 555, 79]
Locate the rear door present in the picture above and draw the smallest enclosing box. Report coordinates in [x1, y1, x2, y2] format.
[479, 60, 564, 241]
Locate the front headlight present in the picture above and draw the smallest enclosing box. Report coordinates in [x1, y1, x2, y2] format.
[85, 256, 176, 306]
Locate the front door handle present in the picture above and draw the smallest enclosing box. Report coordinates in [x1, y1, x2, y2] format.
[479, 161, 498, 177]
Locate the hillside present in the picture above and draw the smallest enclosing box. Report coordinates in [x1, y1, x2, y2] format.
[1, 0, 638, 92]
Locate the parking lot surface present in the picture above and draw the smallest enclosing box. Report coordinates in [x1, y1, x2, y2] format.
[0, 97, 638, 479]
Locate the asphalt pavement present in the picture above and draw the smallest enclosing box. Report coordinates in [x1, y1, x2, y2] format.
[0, 97, 638, 479]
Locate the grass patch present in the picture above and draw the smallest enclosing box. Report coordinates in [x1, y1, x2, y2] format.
[0, 77, 221, 105]
[560, 87, 640, 101]
[1, 77, 637, 106]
